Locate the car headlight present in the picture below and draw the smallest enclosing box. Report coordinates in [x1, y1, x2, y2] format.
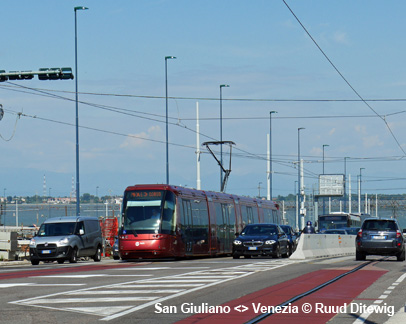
[265, 240, 276, 245]
[233, 240, 242, 245]
[29, 238, 36, 247]
[57, 237, 69, 246]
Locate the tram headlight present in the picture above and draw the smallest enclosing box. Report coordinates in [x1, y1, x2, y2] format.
[265, 240, 276, 245]
[233, 240, 242, 245]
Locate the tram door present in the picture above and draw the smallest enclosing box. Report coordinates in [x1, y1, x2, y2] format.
[180, 199, 194, 255]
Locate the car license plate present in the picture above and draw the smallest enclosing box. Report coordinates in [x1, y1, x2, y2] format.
[41, 250, 51, 254]
[372, 235, 387, 240]
[248, 247, 257, 250]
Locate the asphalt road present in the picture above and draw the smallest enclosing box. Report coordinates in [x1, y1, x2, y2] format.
[0, 256, 404, 324]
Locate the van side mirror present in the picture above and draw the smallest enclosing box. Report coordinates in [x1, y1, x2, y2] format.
[79, 229, 84, 235]
[235, 232, 239, 237]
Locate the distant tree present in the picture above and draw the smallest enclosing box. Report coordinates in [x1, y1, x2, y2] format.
[82, 193, 92, 203]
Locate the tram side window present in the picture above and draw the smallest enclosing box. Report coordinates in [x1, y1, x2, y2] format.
[272, 209, 278, 223]
[215, 202, 223, 229]
[263, 209, 272, 223]
[252, 206, 259, 222]
[191, 200, 209, 245]
[161, 191, 176, 234]
[224, 203, 236, 234]
[241, 206, 249, 227]
[247, 206, 254, 224]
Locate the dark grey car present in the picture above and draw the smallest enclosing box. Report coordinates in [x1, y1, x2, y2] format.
[355, 218, 405, 261]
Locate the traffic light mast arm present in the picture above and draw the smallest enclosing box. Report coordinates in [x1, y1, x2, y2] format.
[0, 67, 74, 81]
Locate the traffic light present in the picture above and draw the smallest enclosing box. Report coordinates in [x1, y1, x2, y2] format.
[8, 71, 34, 80]
[38, 67, 74, 80]
[0, 70, 8, 82]
[60, 67, 74, 80]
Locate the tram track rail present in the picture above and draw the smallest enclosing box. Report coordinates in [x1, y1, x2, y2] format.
[244, 260, 375, 324]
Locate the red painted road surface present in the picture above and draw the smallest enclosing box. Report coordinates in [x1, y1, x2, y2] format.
[178, 265, 386, 324]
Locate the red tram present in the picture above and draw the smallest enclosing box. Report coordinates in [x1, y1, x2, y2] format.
[118, 184, 280, 259]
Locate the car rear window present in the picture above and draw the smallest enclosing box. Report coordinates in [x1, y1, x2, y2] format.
[362, 220, 397, 231]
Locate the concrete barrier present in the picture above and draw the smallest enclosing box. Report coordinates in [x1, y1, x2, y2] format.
[0, 231, 17, 260]
[290, 234, 356, 259]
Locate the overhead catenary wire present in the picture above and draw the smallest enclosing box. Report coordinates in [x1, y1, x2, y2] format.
[3, 83, 406, 103]
[1, 79, 405, 192]
[282, 0, 406, 156]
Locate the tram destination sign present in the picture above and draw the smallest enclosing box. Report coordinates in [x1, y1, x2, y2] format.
[318, 174, 345, 197]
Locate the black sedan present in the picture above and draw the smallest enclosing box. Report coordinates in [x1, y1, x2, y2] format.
[279, 224, 299, 254]
[232, 224, 289, 259]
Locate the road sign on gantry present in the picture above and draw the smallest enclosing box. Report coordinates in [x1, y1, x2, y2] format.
[318, 174, 345, 197]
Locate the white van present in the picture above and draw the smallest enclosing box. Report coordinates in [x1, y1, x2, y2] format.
[29, 216, 103, 265]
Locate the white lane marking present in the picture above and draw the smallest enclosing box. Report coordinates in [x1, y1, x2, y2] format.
[352, 272, 406, 324]
[178, 275, 236, 279]
[65, 306, 133, 316]
[108, 284, 203, 288]
[101, 272, 254, 321]
[24, 296, 159, 304]
[0, 283, 34, 288]
[167, 267, 210, 269]
[383, 290, 392, 294]
[66, 290, 184, 295]
[149, 279, 219, 283]
[0, 283, 86, 288]
[11, 259, 301, 321]
[31, 274, 152, 278]
[111, 267, 170, 271]
[395, 273, 406, 283]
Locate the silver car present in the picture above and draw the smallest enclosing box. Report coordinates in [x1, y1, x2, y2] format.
[29, 216, 103, 265]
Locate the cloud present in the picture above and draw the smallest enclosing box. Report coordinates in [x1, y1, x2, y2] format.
[120, 125, 162, 149]
[363, 135, 383, 148]
[333, 31, 349, 45]
[355, 125, 367, 134]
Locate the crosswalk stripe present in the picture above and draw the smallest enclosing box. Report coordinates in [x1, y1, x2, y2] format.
[24, 296, 159, 304]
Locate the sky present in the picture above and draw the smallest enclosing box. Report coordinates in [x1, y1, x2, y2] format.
[1, 0, 406, 199]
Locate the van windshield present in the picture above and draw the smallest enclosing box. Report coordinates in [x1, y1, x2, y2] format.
[38, 222, 76, 236]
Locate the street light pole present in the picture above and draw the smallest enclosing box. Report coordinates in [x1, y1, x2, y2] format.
[297, 127, 305, 231]
[269, 111, 277, 200]
[344, 157, 349, 212]
[219, 84, 229, 191]
[359, 167, 365, 214]
[48, 187, 52, 219]
[96, 186, 99, 218]
[322, 144, 329, 214]
[74, 6, 88, 216]
[165, 56, 176, 185]
[322, 144, 329, 175]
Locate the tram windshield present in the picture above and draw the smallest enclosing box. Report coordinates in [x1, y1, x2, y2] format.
[122, 190, 176, 234]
